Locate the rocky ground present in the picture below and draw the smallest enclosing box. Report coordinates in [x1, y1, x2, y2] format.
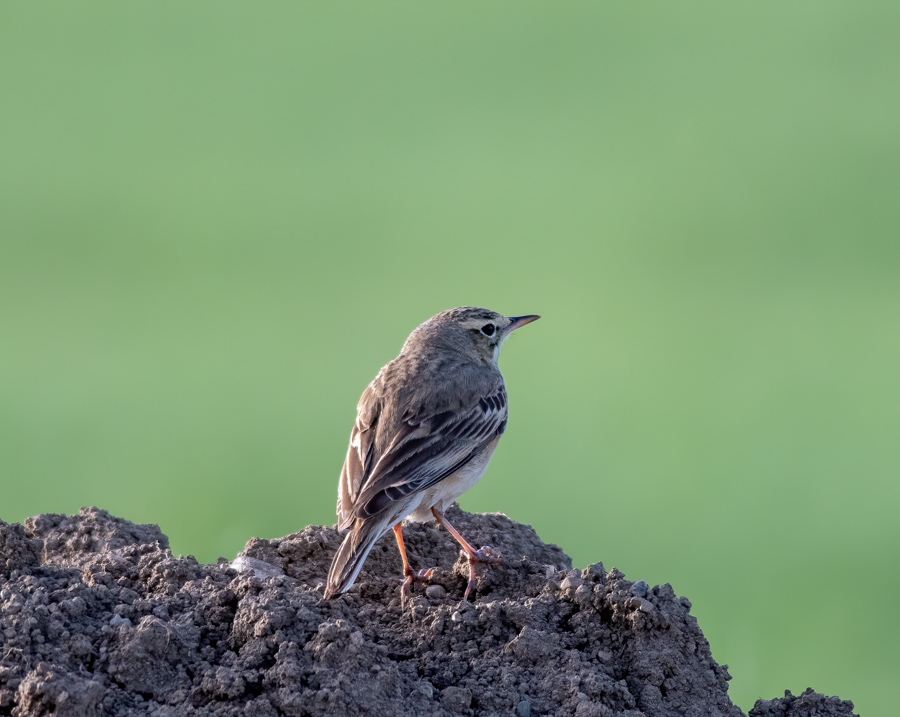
[0, 506, 857, 717]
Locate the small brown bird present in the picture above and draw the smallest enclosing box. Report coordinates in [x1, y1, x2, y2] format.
[324, 307, 539, 602]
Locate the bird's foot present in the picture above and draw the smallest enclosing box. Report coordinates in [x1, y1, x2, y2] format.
[462, 546, 504, 601]
[469, 545, 504, 566]
[400, 568, 435, 607]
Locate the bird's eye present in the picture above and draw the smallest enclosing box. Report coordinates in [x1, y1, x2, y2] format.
[481, 324, 496, 336]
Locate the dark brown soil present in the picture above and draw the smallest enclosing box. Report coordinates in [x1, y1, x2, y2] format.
[0, 507, 857, 717]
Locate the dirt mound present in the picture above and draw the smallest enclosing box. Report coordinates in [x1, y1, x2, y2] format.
[0, 507, 856, 717]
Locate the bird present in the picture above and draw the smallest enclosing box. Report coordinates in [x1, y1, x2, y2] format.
[324, 307, 540, 603]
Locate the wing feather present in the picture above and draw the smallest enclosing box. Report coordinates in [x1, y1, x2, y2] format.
[337, 386, 381, 529]
[353, 385, 508, 520]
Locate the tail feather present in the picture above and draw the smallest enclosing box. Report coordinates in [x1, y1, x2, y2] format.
[324, 518, 390, 598]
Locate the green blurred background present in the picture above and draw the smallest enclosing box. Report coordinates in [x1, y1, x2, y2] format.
[2, 2, 897, 713]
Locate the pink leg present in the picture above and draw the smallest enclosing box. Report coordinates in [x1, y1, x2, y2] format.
[431, 507, 503, 600]
[392, 523, 434, 606]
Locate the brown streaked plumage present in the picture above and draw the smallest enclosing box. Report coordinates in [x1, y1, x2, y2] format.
[324, 307, 540, 602]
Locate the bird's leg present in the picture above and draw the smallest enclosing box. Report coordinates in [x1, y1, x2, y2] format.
[431, 507, 503, 600]
[392, 523, 434, 607]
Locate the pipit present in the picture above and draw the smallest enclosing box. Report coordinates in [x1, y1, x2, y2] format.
[324, 307, 539, 603]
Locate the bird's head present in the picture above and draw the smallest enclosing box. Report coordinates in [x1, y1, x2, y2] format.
[405, 307, 540, 365]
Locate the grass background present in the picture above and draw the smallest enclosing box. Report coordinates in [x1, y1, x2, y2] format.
[2, 2, 898, 713]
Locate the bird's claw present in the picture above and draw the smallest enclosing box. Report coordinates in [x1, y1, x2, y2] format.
[461, 546, 504, 601]
[399, 568, 436, 607]
[470, 545, 504, 566]
[463, 578, 477, 602]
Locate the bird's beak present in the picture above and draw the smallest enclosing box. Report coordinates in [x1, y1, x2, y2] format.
[505, 315, 541, 333]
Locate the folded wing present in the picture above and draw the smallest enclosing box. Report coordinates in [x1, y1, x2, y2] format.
[339, 384, 508, 526]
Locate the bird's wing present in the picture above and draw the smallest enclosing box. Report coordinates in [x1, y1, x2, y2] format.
[351, 384, 508, 521]
[337, 385, 381, 529]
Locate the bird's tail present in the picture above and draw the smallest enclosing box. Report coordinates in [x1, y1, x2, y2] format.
[324, 517, 389, 599]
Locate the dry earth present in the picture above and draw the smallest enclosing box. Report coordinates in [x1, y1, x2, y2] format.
[0, 507, 857, 717]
